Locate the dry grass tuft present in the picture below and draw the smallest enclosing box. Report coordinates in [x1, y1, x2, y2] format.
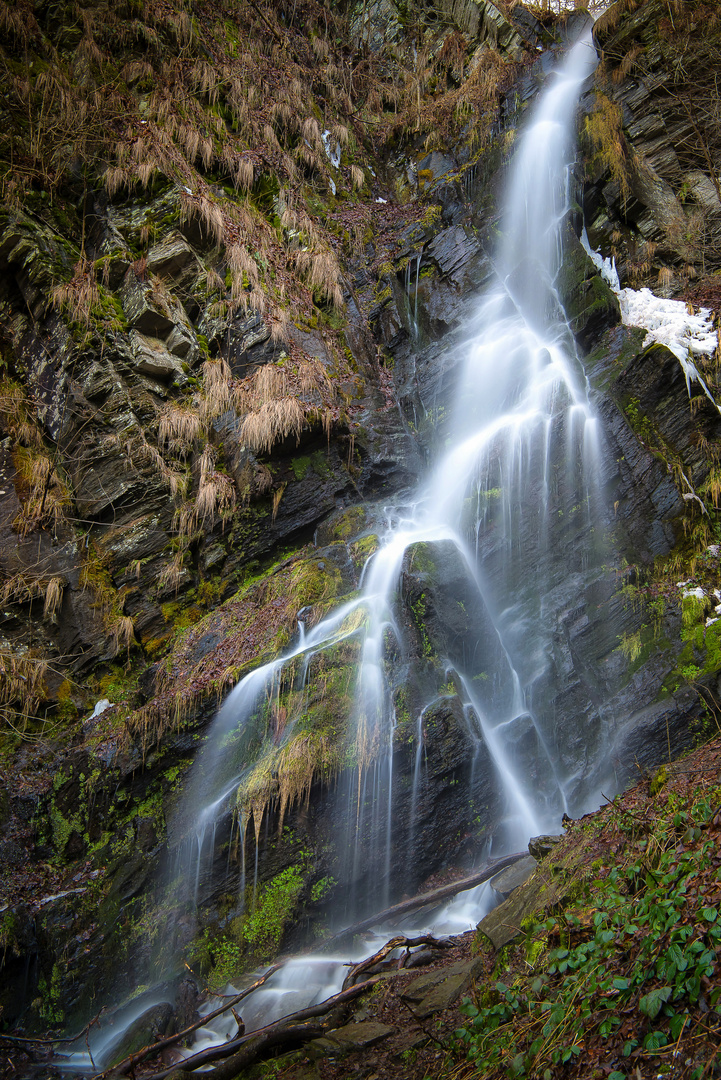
[158, 404, 203, 454]
[43, 577, 63, 622]
[584, 91, 632, 206]
[200, 359, 233, 422]
[112, 615, 136, 658]
[50, 258, 100, 325]
[0, 648, 47, 734]
[240, 397, 306, 454]
[13, 448, 71, 538]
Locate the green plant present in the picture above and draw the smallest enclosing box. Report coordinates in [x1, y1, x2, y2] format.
[241, 864, 305, 957]
[457, 789, 721, 1079]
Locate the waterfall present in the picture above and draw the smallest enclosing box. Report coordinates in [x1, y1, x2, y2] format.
[176, 11, 598, 992]
[64, 27, 603, 1071]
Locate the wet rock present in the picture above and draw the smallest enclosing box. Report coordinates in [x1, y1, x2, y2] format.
[404, 948, 436, 970]
[402, 957, 485, 1016]
[557, 226, 621, 352]
[120, 272, 177, 337]
[489, 855, 537, 898]
[528, 834, 562, 860]
[320, 1021, 395, 1051]
[174, 975, 201, 1031]
[129, 330, 187, 383]
[477, 870, 565, 950]
[401, 538, 516, 715]
[106, 1001, 174, 1066]
[146, 232, 199, 281]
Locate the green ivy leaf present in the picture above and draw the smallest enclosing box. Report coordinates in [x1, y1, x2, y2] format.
[639, 986, 672, 1020]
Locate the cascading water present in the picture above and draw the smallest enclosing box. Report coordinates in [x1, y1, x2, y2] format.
[63, 27, 606, 1072]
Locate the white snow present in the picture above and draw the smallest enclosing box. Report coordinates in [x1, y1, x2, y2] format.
[90, 698, 113, 718]
[375, 197, 387, 204]
[321, 130, 341, 169]
[328, 177, 336, 196]
[581, 231, 720, 413]
[681, 585, 706, 601]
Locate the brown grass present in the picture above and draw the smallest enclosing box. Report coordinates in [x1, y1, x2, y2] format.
[13, 448, 71, 538]
[584, 91, 632, 207]
[158, 404, 203, 455]
[240, 397, 306, 454]
[43, 577, 63, 622]
[0, 648, 47, 734]
[112, 615, 136, 658]
[50, 258, 101, 325]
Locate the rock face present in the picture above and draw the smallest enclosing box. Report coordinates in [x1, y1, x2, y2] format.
[1, 0, 719, 1047]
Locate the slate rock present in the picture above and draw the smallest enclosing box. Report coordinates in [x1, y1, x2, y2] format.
[403, 957, 485, 1018]
[129, 330, 186, 383]
[528, 835, 562, 860]
[477, 870, 566, 950]
[490, 854, 537, 898]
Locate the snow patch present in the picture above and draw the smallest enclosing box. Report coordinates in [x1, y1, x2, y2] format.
[321, 130, 341, 169]
[90, 698, 113, 718]
[581, 231, 720, 413]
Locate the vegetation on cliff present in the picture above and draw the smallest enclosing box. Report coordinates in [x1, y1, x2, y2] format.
[2, 0, 721, 1067]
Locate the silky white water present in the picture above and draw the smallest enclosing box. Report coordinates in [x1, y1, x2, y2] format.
[62, 28, 602, 1072]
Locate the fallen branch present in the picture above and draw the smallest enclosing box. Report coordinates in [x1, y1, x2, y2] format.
[319, 851, 528, 949]
[342, 933, 453, 990]
[89, 965, 281, 1079]
[1, 1010, 104, 1047]
[154, 977, 379, 1080]
[164, 1022, 326, 1080]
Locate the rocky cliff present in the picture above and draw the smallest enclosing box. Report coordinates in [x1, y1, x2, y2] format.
[0, 0, 720, 1056]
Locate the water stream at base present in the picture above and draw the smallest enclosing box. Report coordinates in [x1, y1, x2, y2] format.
[60, 27, 602, 1073]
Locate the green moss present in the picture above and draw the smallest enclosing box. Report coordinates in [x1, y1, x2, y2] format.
[329, 505, 368, 542]
[410, 592, 433, 657]
[290, 455, 311, 481]
[240, 864, 306, 957]
[161, 600, 203, 630]
[406, 541, 438, 583]
[649, 766, 668, 796]
[349, 533, 378, 571]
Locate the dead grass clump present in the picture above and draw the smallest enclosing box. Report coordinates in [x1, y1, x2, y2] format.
[158, 403, 203, 454]
[0, 380, 43, 448]
[0, 648, 47, 735]
[594, 0, 643, 42]
[158, 550, 186, 594]
[13, 448, 72, 537]
[51, 258, 101, 325]
[269, 306, 291, 344]
[584, 91, 632, 206]
[179, 190, 226, 247]
[350, 164, 365, 191]
[112, 615, 136, 658]
[125, 432, 189, 497]
[240, 397, 306, 454]
[200, 359, 233, 423]
[43, 577, 63, 622]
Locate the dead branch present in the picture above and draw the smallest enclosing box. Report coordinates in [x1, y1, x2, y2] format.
[153, 977, 378, 1079]
[1, 1010, 104, 1047]
[319, 852, 528, 950]
[90, 965, 281, 1079]
[341, 933, 453, 990]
